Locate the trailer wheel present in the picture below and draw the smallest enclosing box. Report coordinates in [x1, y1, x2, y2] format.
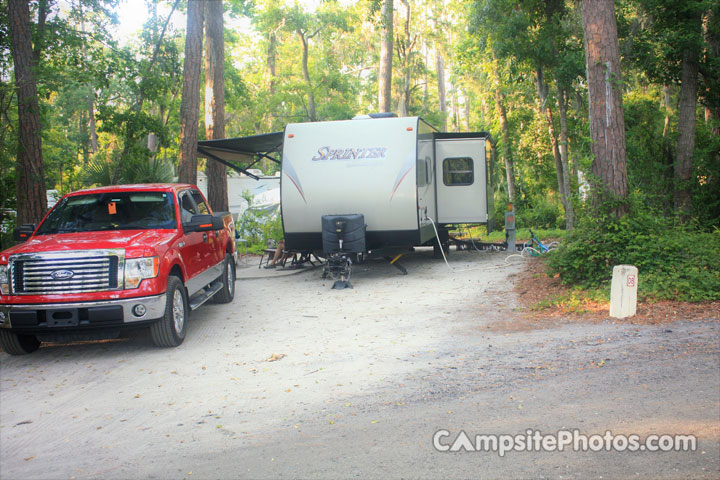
[212, 253, 235, 304]
[0, 330, 41, 355]
[150, 275, 188, 348]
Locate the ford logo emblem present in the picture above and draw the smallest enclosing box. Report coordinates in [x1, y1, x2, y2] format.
[51, 270, 75, 280]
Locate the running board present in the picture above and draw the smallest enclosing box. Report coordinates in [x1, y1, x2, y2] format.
[188, 282, 223, 310]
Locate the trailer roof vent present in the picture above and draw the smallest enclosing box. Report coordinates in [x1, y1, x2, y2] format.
[352, 112, 398, 120]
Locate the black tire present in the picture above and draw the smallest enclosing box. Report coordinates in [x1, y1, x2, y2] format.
[0, 329, 40, 355]
[212, 253, 235, 304]
[150, 275, 188, 348]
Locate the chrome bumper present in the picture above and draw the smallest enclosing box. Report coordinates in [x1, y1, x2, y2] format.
[0, 294, 167, 328]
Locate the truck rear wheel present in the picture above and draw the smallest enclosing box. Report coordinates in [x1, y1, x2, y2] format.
[212, 253, 235, 304]
[150, 275, 188, 348]
[0, 330, 41, 355]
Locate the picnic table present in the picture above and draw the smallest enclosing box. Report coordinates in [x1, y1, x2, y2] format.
[258, 248, 321, 269]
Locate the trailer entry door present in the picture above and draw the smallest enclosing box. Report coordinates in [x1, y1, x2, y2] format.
[435, 137, 488, 224]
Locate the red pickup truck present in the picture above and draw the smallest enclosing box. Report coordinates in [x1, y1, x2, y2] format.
[0, 184, 237, 354]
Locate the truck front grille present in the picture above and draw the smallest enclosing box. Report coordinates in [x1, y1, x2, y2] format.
[10, 250, 125, 295]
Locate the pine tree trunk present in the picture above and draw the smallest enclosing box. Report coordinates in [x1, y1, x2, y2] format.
[674, 37, 701, 219]
[177, 0, 203, 185]
[205, 0, 228, 212]
[422, 42, 429, 103]
[703, 9, 719, 138]
[464, 90, 470, 131]
[298, 30, 317, 122]
[267, 31, 277, 93]
[88, 87, 98, 154]
[493, 65, 515, 204]
[558, 87, 575, 231]
[662, 84, 673, 138]
[8, 0, 47, 225]
[76, 11, 98, 159]
[378, 0, 393, 113]
[498, 99, 515, 204]
[535, 68, 568, 216]
[452, 87, 460, 132]
[436, 52, 447, 132]
[32, 0, 49, 65]
[397, 0, 411, 117]
[581, 0, 629, 218]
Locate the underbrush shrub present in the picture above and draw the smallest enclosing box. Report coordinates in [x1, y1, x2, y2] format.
[546, 202, 720, 302]
[236, 190, 283, 254]
[518, 198, 564, 230]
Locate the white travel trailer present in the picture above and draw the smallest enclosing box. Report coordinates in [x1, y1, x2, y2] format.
[198, 115, 494, 257]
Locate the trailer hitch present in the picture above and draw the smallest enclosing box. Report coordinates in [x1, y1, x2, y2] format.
[323, 254, 354, 289]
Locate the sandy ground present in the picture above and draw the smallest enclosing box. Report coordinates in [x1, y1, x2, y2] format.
[0, 248, 718, 479]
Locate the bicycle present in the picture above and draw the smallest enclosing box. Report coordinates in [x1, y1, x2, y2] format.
[522, 229, 560, 256]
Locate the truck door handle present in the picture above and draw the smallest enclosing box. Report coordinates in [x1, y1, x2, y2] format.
[203, 233, 208, 242]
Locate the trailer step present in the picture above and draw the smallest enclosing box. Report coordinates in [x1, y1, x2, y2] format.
[384, 256, 408, 275]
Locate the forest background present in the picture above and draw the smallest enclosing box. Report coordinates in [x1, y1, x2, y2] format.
[1, 0, 719, 302]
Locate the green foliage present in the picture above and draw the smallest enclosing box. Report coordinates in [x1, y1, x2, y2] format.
[623, 89, 674, 212]
[0, 0, 717, 314]
[123, 157, 175, 184]
[0, 209, 16, 252]
[0, 80, 17, 216]
[518, 198, 565, 230]
[455, 224, 565, 244]
[80, 159, 115, 187]
[80, 156, 174, 186]
[547, 198, 720, 302]
[235, 190, 283, 254]
[623, 85, 720, 230]
[530, 287, 608, 314]
[691, 118, 720, 229]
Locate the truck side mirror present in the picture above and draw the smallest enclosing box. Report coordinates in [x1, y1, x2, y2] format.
[13, 224, 36, 242]
[183, 215, 223, 233]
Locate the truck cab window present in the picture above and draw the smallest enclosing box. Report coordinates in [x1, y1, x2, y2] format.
[442, 157, 474, 186]
[191, 191, 211, 215]
[35, 192, 176, 234]
[180, 192, 198, 223]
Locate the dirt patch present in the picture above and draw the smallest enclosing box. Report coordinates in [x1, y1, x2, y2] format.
[1, 249, 718, 479]
[511, 257, 720, 328]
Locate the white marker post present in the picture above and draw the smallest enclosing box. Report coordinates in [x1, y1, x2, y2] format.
[610, 265, 638, 319]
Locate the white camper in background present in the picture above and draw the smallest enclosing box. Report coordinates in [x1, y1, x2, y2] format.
[198, 115, 494, 257]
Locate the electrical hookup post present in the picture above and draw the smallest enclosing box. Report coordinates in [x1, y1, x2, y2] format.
[610, 265, 638, 318]
[505, 204, 516, 252]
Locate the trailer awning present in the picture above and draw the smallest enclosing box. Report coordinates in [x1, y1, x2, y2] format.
[197, 132, 284, 179]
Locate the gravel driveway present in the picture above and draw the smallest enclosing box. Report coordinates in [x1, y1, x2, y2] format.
[1, 249, 718, 479]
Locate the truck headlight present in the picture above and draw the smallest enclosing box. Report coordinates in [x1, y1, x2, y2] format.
[0, 265, 8, 295]
[124, 257, 159, 289]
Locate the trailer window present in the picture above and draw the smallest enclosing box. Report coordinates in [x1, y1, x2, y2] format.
[443, 157, 474, 186]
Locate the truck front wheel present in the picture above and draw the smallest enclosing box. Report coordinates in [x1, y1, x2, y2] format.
[0, 330, 41, 355]
[150, 275, 188, 348]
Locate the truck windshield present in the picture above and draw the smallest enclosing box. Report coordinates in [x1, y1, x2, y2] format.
[36, 192, 177, 235]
